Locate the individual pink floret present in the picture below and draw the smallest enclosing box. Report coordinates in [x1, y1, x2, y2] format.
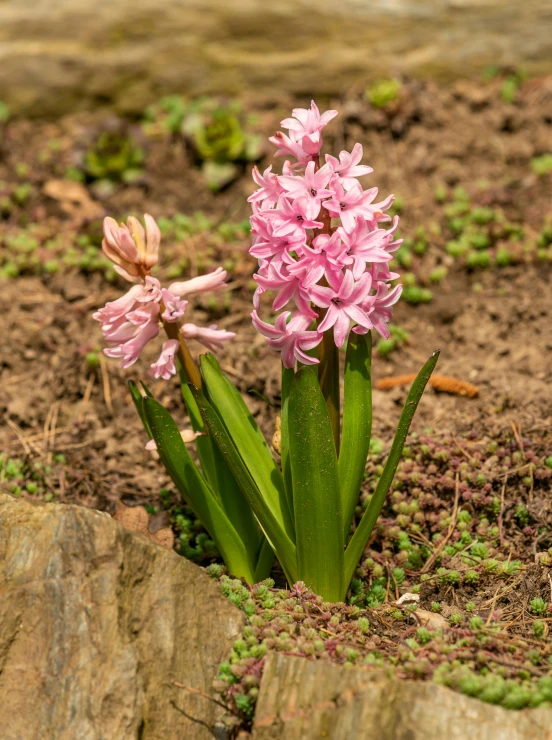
[251, 310, 322, 368]
[309, 271, 374, 348]
[180, 324, 236, 351]
[326, 144, 373, 189]
[151, 339, 179, 380]
[161, 289, 188, 322]
[169, 267, 228, 298]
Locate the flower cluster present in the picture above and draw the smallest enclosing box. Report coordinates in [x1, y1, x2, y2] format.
[249, 101, 402, 368]
[94, 215, 235, 378]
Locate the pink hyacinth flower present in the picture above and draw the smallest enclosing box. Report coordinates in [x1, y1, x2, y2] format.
[102, 214, 160, 281]
[253, 261, 317, 319]
[104, 321, 160, 369]
[92, 284, 144, 329]
[151, 339, 179, 380]
[248, 165, 282, 209]
[326, 144, 373, 189]
[280, 101, 338, 156]
[324, 182, 394, 233]
[337, 221, 394, 279]
[309, 270, 374, 348]
[287, 231, 348, 288]
[278, 161, 335, 213]
[161, 289, 188, 323]
[268, 195, 323, 237]
[169, 267, 228, 298]
[180, 323, 236, 351]
[355, 283, 403, 340]
[251, 310, 322, 368]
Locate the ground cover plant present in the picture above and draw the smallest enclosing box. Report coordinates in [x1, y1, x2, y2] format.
[0, 72, 551, 725]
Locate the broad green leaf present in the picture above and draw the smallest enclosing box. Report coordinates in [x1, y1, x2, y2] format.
[178, 363, 217, 491]
[143, 396, 255, 582]
[179, 363, 266, 558]
[280, 365, 294, 516]
[190, 384, 298, 584]
[254, 538, 275, 583]
[289, 366, 343, 601]
[339, 332, 372, 539]
[200, 354, 295, 543]
[128, 380, 152, 437]
[343, 350, 440, 595]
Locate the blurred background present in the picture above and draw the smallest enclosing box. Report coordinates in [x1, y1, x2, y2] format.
[0, 0, 550, 510]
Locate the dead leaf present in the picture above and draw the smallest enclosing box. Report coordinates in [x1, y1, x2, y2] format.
[112, 500, 175, 550]
[43, 179, 104, 222]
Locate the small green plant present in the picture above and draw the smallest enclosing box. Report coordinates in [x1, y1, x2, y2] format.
[365, 79, 402, 108]
[83, 128, 144, 183]
[531, 154, 552, 177]
[530, 597, 548, 616]
[376, 325, 409, 356]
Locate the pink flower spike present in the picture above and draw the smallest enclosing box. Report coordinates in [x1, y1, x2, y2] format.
[104, 321, 160, 369]
[251, 310, 322, 368]
[151, 339, 179, 380]
[310, 271, 373, 348]
[326, 143, 373, 188]
[180, 323, 235, 352]
[161, 289, 188, 322]
[169, 267, 228, 298]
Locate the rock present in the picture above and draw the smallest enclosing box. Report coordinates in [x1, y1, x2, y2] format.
[0, 0, 551, 116]
[0, 493, 244, 740]
[252, 653, 552, 740]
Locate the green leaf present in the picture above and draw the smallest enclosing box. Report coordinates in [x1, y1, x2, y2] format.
[343, 350, 440, 595]
[143, 396, 255, 582]
[128, 380, 152, 437]
[179, 363, 266, 562]
[339, 332, 372, 539]
[178, 363, 217, 491]
[254, 539, 275, 583]
[200, 354, 295, 543]
[189, 384, 297, 584]
[288, 366, 343, 601]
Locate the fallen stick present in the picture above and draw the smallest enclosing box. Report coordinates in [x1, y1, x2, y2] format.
[376, 373, 480, 398]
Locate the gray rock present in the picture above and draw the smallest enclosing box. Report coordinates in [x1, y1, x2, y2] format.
[252, 653, 552, 740]
[0, 493, 244, 740]
[0, 0, 550, 116]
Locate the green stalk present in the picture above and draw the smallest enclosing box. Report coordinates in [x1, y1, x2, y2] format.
[318, 325, 340, 453]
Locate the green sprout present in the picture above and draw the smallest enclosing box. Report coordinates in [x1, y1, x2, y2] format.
[365, 79, 402, 108]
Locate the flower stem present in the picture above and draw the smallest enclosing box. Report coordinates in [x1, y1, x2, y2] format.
[160, 302, 202, 389]
[318, 324, 340, 453]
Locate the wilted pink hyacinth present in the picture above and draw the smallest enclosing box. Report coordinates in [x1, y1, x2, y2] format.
[249, 101, 402, 368]
[94, 215, 235, 378]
